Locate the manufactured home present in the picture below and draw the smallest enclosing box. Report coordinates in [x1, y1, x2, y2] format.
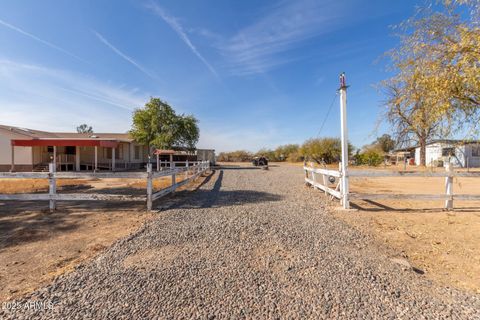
[0, 125, 214, 172]
[414, 139, 480, 168]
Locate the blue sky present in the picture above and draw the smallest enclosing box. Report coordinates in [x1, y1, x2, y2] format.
[0, 0, 420, 152]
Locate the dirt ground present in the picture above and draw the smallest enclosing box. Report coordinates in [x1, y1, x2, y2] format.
[0, 172, 209, 302]
[333, 171, 480, 294]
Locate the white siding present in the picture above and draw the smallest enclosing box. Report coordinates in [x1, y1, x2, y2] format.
[464, 144, 480, 167]
[0, 130, 33, 165]
[415, 142, 478, 167]
[415, 143, 444, 166]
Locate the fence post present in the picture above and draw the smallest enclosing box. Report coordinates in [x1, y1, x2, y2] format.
[49, 163, 56, 212]
[185, 159, 189, 179]
[171, 162, 176, 190]
[147, 163, 152, 211]
[304, 161, 309, 185]
[445, 162, 453, 210]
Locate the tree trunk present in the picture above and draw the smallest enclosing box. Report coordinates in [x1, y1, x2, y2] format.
[419, 138, 426, 166]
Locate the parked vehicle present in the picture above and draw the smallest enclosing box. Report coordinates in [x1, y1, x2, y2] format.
[252, 156, 268, 167]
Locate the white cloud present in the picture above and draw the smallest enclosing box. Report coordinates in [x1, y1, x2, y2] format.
[220, 0, 346, 76]
[0, 17, 87, 63]
[93, 30, 158, 80]
[0, 60, 149, 132]
[146, 2, 219, 78]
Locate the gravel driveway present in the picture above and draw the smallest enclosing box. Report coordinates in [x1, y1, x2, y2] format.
[2, 164, 479, 319]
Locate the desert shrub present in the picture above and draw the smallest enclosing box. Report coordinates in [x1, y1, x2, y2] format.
[287, 151, 304, 162]
[255, 148, 276, 161]
[274, 144, 299, 161]
[300, 137, 354, 164]
[355, 148, 384, 166]
[217, 150, 253, 162]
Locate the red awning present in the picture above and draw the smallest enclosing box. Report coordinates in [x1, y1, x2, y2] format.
[12, 139, 119, 148]
[154, 149, 176, 155]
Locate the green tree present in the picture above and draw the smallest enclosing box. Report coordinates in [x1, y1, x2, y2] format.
[274, 144, 299, 161]
[176, 115, 200, 151]
[300, 137, 353, 164]
[382, 1, 480, 165]
[374, 134, 396, 153]
[355, 146, 384, 166]
[130, 98, 199, 154]
[76, 124, 93, 134]
[255, 148, 276, 161]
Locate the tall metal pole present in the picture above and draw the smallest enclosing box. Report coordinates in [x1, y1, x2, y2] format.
[339, 72, 350, 209]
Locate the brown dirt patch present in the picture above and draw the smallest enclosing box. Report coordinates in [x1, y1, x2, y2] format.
[329, 172, 480, 294]
[0, 208, 152, 302]
[0, 172, 210, 302]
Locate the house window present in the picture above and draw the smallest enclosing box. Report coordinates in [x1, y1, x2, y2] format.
[442, 147, 455, 157]
[47, 146, 54, 153]
[472, 145, 480, 157]
[65, 146, 76, 155]
[134, 146, 141, 160]
[104, 145, 123, 160]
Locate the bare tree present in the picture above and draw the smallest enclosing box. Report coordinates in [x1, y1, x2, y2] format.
[76, 124, 93, 134]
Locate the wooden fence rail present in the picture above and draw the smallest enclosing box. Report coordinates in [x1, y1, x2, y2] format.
[304, 162, 480, 210]
[0, 161, 210, 212]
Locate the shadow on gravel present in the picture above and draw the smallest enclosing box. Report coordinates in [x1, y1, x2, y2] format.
[166, 170, 283, 209]
[218, 166, 260, 171]
[169, 189, 283, 209]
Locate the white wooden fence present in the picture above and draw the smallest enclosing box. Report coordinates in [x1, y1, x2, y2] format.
[0, 161, 210, 212]
[304, 162, 480, 210]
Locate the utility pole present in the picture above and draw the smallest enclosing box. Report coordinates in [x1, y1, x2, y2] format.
[339, 72, 350, 209]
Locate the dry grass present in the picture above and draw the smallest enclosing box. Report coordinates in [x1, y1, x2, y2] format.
[0, 171, 193, 195]
[0, 179, 88, 194]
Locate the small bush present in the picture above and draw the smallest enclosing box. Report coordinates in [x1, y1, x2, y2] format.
[287, 151, 304, 162]
[355, 148, 384, 166]
[300, 137, 354, 164]
[217, 150, 253, 162]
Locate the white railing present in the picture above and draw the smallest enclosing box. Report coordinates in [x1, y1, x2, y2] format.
[304, 162, 480, 210]
[304, 165, 342, 200]
[147, 161, 210, 210]
[0, 161, 210, 212]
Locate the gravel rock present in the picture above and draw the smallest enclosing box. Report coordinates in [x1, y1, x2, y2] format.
[1, 165, 479, 319]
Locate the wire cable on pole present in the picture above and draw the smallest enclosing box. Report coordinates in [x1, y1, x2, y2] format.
[316, 91, 338, 137]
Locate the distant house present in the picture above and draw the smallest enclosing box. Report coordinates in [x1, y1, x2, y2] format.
[0, 124, 214, 172]
[414, 140, 480, 167]
[389, 146, 416, 165]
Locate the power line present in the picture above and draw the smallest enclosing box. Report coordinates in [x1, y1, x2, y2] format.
[316, 91, 338, 137]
